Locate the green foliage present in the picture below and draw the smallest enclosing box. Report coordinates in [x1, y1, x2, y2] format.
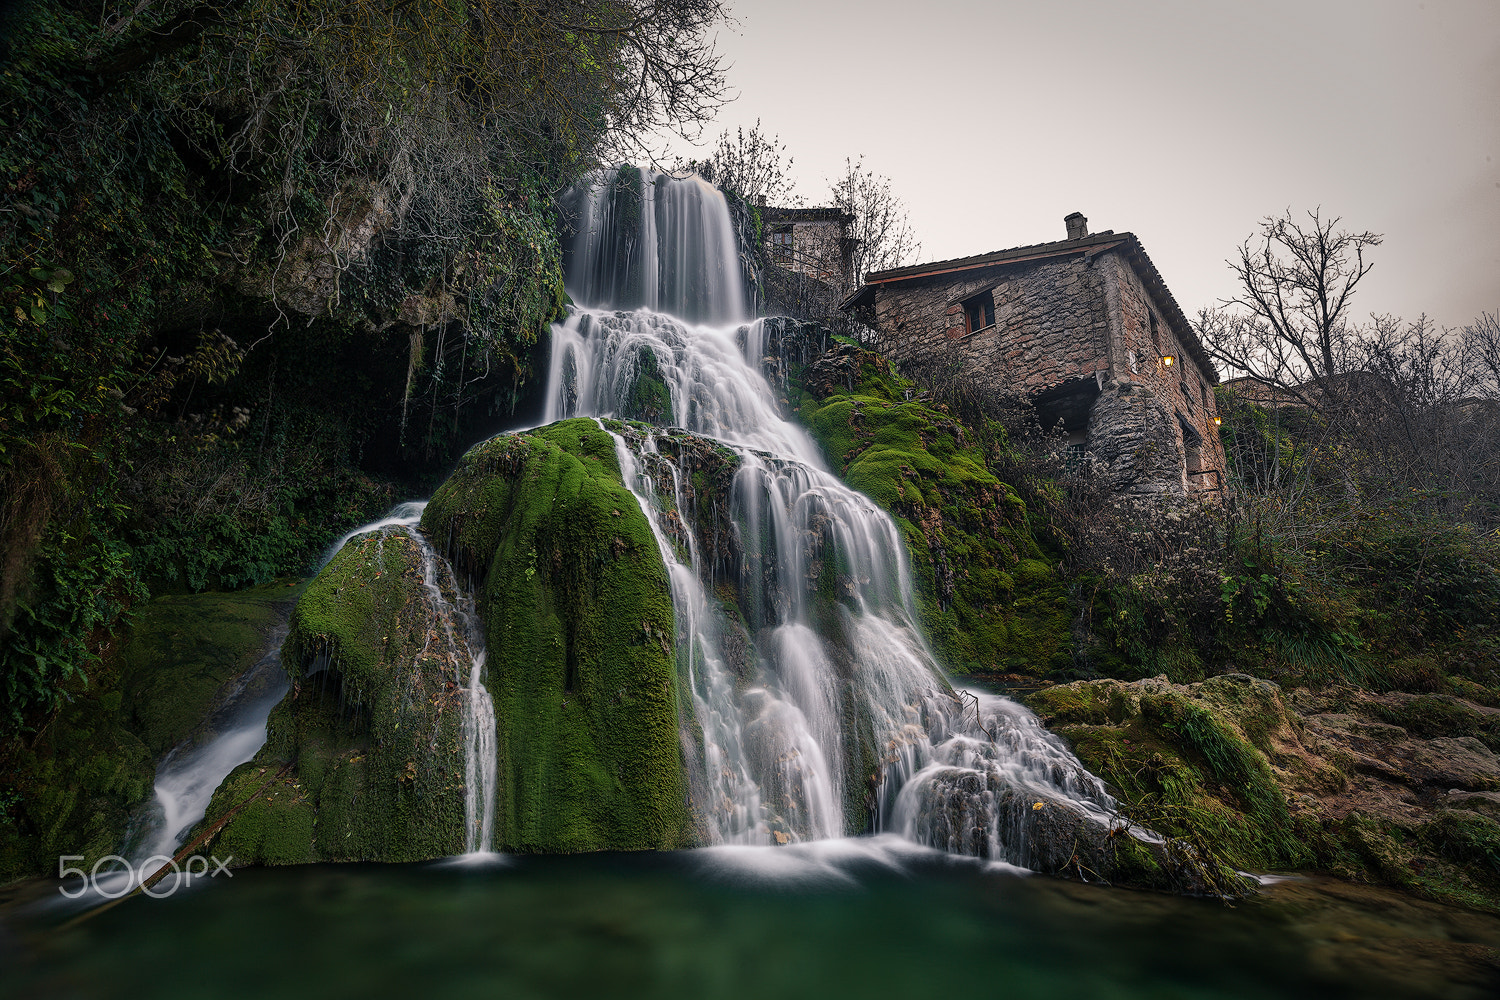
[0, 3, 576, 740]
[1421, 811, 1500, 878]
[0, 522, 145, 734]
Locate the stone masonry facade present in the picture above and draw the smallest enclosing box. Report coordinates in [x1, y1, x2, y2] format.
[843, 219, 1226, 495]
[762, 207, 856, 293]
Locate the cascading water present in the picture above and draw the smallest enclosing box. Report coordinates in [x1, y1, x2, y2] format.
[549, 165, 1124, 863]
[98, 627, 290, 901]
[559, 166, 747, 325]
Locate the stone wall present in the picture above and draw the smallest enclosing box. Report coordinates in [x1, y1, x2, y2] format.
[768, 217, 851, 289]
[871, 255, 1111, 396]
[1099, 253, 1227, 492]
[866, 247, 1225, 495]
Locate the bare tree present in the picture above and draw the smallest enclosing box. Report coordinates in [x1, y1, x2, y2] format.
[1199, 208, 1382, 410]
[828, 156, 921, 281]
[685, 119, 802, 207]
[1464, 311, 1500, 399]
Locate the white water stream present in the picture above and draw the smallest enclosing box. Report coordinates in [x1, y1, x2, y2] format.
[551, 167, 1120, 860]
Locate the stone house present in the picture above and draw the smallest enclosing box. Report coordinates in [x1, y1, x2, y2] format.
[761, 207, 858, 292]
[841, 213, 1226, 494]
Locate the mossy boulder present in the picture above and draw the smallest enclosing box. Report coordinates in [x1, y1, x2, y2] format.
[204, 531, 468, 865]
[0, 582, 295, 883]
[421, 418, 694, 852]
[793, 346, 1069, 678]
[1026, 673, 1311, 875]
[1028, 673, 1500, 912]
[120, 584, 297, 756]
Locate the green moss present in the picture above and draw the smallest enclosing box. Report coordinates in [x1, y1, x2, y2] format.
[209, 419, 698, 863]
[1422, 810, 1500, 877]
[423, 418, 692, 852]
[119, 581, 298, 756]
[1324, 809, 1500, 914]
[1370, 696, 1500, 753]
[796, 361, 1066, 678]
[623, 346, 674, 424]
[201, 531, 469, 865]
[1025, 680, 1307, 873]
[1024, 683, 1120, 727]
[0, 582, 300, 883]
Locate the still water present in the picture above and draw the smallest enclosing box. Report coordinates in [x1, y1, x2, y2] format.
[5, 837, 1498, 999]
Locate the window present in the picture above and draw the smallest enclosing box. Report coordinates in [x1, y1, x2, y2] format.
[1149, 312, 1162, 352]
[1062, 430, 1089, 472]
[770, 227, 794, 261]
[1177, 411, 1203, 474]
[963, 290, 995, 335]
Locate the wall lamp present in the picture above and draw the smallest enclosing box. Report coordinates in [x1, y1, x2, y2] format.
[1213, 416, 1222, 427]
[1160, 354, 1176, 368]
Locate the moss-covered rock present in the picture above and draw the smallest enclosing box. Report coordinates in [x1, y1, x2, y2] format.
[0, 581, 296, 884]
[204, 531, 468, 865]
[1026, 674, 1311, 875]
[793, 345, 1069, 678]
[1027, 673, 1500, 912]
[120, 584, 297, 756]
[422, 418, 694, 851]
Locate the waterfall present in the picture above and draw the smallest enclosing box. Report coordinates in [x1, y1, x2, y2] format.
[463, 650, 498, 855]
[559, 166, 747, 326]
[549, 167, 1122, 862]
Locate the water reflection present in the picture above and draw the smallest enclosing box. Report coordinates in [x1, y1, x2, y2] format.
[6, 846, 1497, 999]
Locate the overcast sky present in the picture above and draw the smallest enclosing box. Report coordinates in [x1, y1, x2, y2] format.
[677, 0, 1499, 330]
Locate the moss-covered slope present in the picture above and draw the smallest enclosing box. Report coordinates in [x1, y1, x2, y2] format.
[1026, 674, 1500, 912]
[793, 346, 1071, 677]
[0, 581, 294, 883]
[422, 419, 692, 852]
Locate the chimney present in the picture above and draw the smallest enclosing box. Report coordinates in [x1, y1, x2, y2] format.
[1064, 212, 1088, 240]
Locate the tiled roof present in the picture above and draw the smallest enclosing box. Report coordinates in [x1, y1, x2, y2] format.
[761, 206, 854, 223]
[841, 232, 1217, 382]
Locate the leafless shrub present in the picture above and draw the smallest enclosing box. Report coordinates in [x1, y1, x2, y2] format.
[828, 156, 921, 284]
[682, 119, 802, 207]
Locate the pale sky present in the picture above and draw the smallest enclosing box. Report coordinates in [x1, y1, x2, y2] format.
[679, 0, 1499, 331]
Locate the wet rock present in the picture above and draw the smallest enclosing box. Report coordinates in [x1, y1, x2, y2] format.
[202, 530, 468, 866]
[1028, 673, 1500, 912]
